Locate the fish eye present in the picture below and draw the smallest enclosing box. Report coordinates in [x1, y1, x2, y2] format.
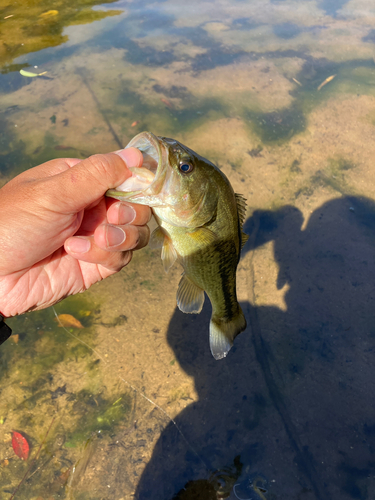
[179, 161, 194, 174]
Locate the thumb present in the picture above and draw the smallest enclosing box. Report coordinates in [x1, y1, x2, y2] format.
[49, 148, 142, 214]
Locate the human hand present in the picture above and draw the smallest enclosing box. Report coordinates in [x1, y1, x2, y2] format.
[0, 149, 151, 317]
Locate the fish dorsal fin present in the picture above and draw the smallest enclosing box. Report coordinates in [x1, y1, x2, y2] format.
[176, 274, 205, 314]
[149, 226, 165, 249]
[161, 236, 177, 273]
[186, 227, 217, 246]
[235, 193, 247, 228]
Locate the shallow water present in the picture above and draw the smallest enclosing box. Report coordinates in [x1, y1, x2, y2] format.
[1, 0, 375, 498]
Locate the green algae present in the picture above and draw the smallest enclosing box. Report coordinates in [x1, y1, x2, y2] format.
[246, 103, 306, 144]
[65, 390, 132, 448]
[0, 0, 123, 69]
[2, 294, 100, 384]
[294, 156, 356, 200]
[243, 57, 375, 144]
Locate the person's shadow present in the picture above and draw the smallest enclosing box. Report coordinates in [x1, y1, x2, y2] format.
[135, 195, 375, 500]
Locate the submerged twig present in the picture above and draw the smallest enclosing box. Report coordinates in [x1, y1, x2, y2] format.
[76, 67, 124, 149]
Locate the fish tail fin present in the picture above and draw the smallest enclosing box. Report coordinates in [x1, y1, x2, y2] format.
[209, 306, 247, 360]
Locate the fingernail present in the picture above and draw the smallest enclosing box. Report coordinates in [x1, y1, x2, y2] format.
[116, 203, 136, 224]
[67, 237, 90, 254]
[106, 225, 126, 247]
[115, 147, 142, 168]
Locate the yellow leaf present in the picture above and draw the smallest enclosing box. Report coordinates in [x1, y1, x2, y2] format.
[39, 10, 58, 18]
[20, 69, 47, 77]
[55, 314, 84, 329]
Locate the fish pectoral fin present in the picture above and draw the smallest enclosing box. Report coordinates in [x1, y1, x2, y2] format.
[161, 236, 177, 273]
[149, 226, 165, 249]
[186, 227, 217, 246]
[210, 306, 247, 360]
[176, 274, 205, 314]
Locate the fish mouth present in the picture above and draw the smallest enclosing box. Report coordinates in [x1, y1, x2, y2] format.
[106, 132, 168, 206]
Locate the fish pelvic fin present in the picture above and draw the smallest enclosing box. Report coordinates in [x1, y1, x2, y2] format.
[177, 274, 205, 314]
[161, 237, 177, 273]
[149, 226, 165, 249]
[152, 226, 177, 273]
[209, 306, 247, 360]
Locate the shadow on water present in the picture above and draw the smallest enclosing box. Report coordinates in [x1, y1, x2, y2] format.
[134, 195, 375, 500]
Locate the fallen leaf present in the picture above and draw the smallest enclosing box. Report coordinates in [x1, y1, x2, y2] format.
[55, 314, 84, 329]
[12, 431, 29, 460]
[20, 69, 47, 77]
[131, 121, 139, 127]
[1, 459, 9, 467]
[11, 334, 19, 344]
[39, 10, 58, 18]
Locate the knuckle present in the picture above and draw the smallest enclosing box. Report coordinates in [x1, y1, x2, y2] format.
[87, 154, 111, 177]
[85, 154, 118, 188]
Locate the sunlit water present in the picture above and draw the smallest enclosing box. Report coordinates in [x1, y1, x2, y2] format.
[1, 0, 375, 498]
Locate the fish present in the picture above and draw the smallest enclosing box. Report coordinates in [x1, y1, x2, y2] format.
[106, 132, 248, 360]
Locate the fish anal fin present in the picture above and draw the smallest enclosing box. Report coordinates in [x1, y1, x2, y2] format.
[235, 193, 247, 228]
[177, 274, 205, 314]
[161, 236, 177, 273]
[210, 306, 247, 360]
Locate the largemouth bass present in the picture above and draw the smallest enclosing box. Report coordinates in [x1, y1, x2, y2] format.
[106, 132, 248, 360]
